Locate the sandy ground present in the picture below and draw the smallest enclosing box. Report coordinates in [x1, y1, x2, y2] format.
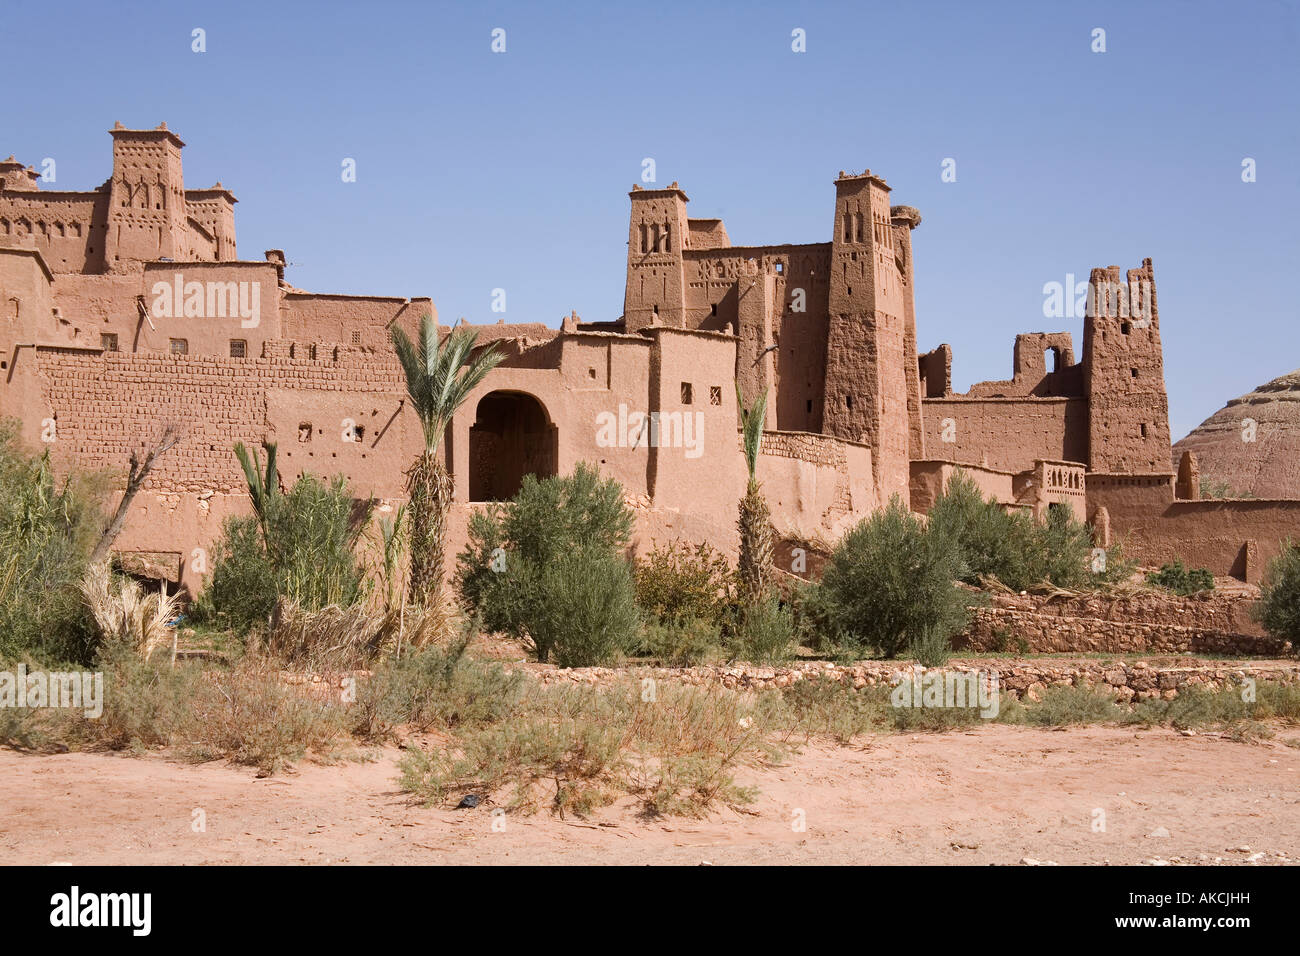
[2, 724, 1297, 866]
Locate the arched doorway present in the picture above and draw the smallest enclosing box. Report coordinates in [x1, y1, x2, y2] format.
[469, 391, 558, 501]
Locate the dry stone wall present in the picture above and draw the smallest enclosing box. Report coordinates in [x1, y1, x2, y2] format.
[957, 590, 1288, 656]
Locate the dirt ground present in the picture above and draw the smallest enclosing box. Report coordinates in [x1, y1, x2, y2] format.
[2, 724, 1296, 865]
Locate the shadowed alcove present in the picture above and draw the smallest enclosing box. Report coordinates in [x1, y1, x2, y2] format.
[469, 390, 558, 501]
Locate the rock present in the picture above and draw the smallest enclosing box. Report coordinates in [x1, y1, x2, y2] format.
[1149, 826, 1170, 838]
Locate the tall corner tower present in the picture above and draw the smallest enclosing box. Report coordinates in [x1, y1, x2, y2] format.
[823, 170, 910, 503]
[1081, 258, 1172, 473]
[623, 182, 689, 334]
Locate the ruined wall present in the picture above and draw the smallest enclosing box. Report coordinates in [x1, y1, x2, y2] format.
[909, 460, 1017, 515]
[920, 396, 1088, 472]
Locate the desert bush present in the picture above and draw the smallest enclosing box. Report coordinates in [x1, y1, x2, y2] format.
[352, 633, 524, 741]
[818, 496, 971, 658]
[1146, 560, 1214, 596]
[198, 471, 373, 635]
[926, 470, 1122, 590]
[907, 623, 951, 668]
[180, 657, 351, 773]
[634, 540, 734, 628]
[777, 677, 890, 743]
[456, 465, 638, 665]
[730, 596, 795, 664]
[398, 679, 773, 817]
[1255, 543, 1300, 648]
[86, 639, 204, 751]
[638, 617, 727, 666]
[0, 420, 107, 665]
[527, 549, 640, 667]
[80, 562, 180, 661]
[1023, 684, 1122, 726]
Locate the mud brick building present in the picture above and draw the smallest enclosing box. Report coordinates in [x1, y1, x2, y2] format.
[2, 124, 1297, 594]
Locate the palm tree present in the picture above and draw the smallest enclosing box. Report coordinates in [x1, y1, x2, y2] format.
[736, 384, 774, 605]
[391, 315, 503, 606]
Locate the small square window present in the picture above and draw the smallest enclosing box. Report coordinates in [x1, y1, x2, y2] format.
[775, 262, 784, 274]
[710, 303, 718, 316]
[806, 399, 813, 414]
[1121, 322, 1132, 335]
[298, 422, 312, 443]
[229, 339, 247, 358]
[681, 382, 693, 405]
[169, 338, 188, 355]
[100, 333, 118, 352]
[1130, 368, 1138, 378]
[588, 367, 596, 379]
[709, 386, 722, 406]
[351, 330, 362, 345]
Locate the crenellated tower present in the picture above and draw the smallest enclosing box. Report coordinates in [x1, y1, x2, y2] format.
[623, 182, 690, 334]
[1081, 258, 1172, 473]
[104, 122, 189, 272]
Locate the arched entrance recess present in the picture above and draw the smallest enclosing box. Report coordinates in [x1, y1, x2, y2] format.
[469, 390, 558, 501]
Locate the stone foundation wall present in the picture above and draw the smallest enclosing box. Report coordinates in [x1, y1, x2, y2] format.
[956, 590, 1289, 656]
[525, 658, 1300, 702]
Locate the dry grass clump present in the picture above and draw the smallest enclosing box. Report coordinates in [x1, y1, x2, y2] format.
[266, 591, 459, 670]
[398, 678, 779, 817]
[79, 562, 180, 660]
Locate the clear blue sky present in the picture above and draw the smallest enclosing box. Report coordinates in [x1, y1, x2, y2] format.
[4, 0, 1296, 439]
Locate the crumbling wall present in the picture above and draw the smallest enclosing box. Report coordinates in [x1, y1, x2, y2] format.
[920, 396, 1088, 473]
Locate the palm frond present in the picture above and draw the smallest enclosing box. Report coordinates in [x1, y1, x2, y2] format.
[736, 383, 769, 480]
[390, 314, 504, 452]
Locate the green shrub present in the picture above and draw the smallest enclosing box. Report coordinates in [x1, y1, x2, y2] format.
[731, 597, 795, 664]
[926, 470, 1121, 591]
[907, 623, 951, 668]
[639, 617, 726, 666]
[455, 464, 638, 665]
[1146, 560, 1214, 596]
[634, 540, 734, 628]
[927, 471, 1039, 589]
[197, 471, 373, 635]
[195, 516, 277, 634]
[529, 549, 640, 667]
[1255, 544, 1300, 649]
[819, 496, 971, 658]
[0, 420, 107, 666]
[787, 579, 849, 653]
